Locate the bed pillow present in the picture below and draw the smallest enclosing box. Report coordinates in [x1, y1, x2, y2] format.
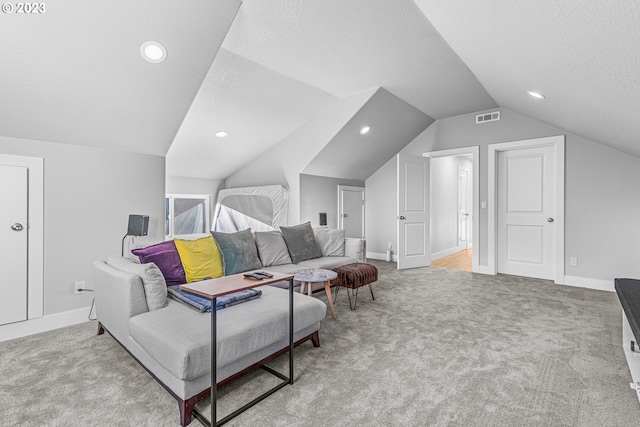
[174, 236, 224, 283]
[313, 227, 345, 257]
[254, 231, 293, 266]
[211, 228, 263, 275]
[280, 222, 322, 264]
[132, 240, 186, 286]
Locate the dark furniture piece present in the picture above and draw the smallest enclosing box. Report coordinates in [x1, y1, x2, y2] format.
[614, 278, 640, 402]
[332, 263, 378, 310]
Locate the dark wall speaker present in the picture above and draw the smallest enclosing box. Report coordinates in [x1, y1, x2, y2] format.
[127, 214, 149, 236]
[319, 212, 327, 226]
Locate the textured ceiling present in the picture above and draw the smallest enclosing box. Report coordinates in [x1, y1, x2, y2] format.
[0, 0, 240, 156]
[166, 48, 337, 179]
[414, 0, 640, 158]
[6, 0, 637, 183]
[168, 0, 496, 180]
[303, 89, 434, 181]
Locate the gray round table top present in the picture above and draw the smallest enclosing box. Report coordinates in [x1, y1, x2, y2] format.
[293, 268, 337, 282]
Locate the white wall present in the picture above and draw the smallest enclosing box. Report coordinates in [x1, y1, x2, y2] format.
[366, 107, 640, 284]
[300, 174, 364, 228]
[365, 158, 397, 259]
[166, 175, 224, 197]
[0, 136, 165, 317]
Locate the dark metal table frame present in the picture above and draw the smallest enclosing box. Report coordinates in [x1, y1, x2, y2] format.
[181, 273, 294, 426]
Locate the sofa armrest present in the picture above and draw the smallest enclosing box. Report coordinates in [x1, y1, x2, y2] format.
[344, 238, 366, 263]
[93, 261, 149, 343]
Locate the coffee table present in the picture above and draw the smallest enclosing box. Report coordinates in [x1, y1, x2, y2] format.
[294, 268, 337, 319]
[180, 271, 294, 426]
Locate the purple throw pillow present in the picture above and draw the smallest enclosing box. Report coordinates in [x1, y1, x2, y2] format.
[132, 241, 186, 286]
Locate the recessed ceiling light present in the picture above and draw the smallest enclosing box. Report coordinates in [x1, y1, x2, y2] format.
[527, 90, 545, 100]
[360, 125, 371, 135]
[140, 41, 167, 63]
[215, 131, 229, 138]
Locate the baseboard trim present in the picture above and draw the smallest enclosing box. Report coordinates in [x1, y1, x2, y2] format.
[0, 306, 93, 343]
[367, 252, 398, 262]
[563, 275, 614, 292]
[431, 247, 460, 261]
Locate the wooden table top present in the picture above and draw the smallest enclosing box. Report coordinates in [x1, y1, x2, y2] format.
[180, 270, 294, 299]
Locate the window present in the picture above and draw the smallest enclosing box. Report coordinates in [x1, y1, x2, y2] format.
[165, 194, 211, 238]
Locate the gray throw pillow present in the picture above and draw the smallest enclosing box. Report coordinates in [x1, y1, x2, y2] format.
[313, 227, 345, 256]
[211, 228, 263, 275]
[279, 222, 323, 264]
[254, 231, 293, 266]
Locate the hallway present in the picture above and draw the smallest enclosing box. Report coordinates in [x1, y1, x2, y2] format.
[431, 249, 472, 272]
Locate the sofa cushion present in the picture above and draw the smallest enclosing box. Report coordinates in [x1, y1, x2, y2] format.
[107, 256, 167, 311]
[174, 236, 224, 282]
[128, 286, 327, 381]
[254, 231, 292, 266]
[211, 229, 263, 275]
[132, 240, 186, 286]
[313, 227, 345, 257]
[280, 222, 322, 264]
[297, 256, 358, 270]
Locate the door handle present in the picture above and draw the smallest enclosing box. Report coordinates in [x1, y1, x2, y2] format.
[547, 218, 554, 223]
[11, 223, 24, 231]
[399, 216, 406, 220]
[343, 214, 349, 218]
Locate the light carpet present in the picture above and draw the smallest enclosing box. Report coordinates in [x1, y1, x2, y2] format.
[1, 260, 637, 426]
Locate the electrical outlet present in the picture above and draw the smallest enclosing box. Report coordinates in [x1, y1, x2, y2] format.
[74, 281, 85, 295]
[569, 257, 578, 267]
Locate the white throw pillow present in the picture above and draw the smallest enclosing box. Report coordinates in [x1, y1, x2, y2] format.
[107, 256, 168, 311]
[313, 227, 345, 257]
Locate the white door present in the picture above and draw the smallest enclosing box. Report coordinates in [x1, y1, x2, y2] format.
[338, 186, 364, 238]
[0, 165, 28, 325]
[497, 145, 555, 280]
[458, 166, 470, 251]
[397, 154, 430, 269]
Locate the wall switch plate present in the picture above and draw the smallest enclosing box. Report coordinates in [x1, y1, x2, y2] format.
[481, 201, 487, 209]
[74, 281, 85, 294]
[569, 257, 578, 267]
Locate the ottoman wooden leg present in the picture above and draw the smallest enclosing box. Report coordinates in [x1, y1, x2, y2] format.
[323, 280, 336, 319]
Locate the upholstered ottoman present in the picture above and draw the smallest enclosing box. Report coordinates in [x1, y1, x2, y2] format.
[331, 263, 378, 310]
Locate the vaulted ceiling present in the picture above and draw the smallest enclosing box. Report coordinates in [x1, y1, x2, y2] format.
[2, 0, 639, 181]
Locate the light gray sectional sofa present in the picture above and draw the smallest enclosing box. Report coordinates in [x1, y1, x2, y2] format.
[93, 225, 364, 426]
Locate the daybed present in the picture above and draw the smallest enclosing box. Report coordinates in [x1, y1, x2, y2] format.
[93, 224, 364, 425]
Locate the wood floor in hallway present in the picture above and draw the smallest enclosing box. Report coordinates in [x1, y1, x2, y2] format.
[431, 249, 472, 272]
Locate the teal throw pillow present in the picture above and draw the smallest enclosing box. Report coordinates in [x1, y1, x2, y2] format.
[211, 229, 262, 275]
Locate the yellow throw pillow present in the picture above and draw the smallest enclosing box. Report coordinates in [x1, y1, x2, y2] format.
[174, 236, 224, 283]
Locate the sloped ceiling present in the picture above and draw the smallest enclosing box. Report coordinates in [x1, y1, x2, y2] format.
[4, 0, 636, 181]
[168, 0, 496, 180]
[414, 0, 640, 158]
[303, 88, 434, 181]
[0, 0, 240, 156]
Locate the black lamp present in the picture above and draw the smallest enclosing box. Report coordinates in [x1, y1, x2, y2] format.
[122, 214, 149, 256]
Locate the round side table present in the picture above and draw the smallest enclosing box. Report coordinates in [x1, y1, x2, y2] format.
[294, 268, 337, 319]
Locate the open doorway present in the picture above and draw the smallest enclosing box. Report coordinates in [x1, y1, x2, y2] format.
[424, 147, 479, 273]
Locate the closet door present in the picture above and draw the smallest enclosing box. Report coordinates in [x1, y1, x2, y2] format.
[0, 165, 28, 325]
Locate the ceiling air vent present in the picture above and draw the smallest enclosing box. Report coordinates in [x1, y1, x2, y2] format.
[476, 111, 500, 124]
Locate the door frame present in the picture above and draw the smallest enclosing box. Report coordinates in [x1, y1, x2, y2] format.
[457, 164, 471, 252]
[487, 135, 565, 283]
[0, 154, 44, 319]
[337, 185, 365, 238]
[424, 146, 480, 273]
